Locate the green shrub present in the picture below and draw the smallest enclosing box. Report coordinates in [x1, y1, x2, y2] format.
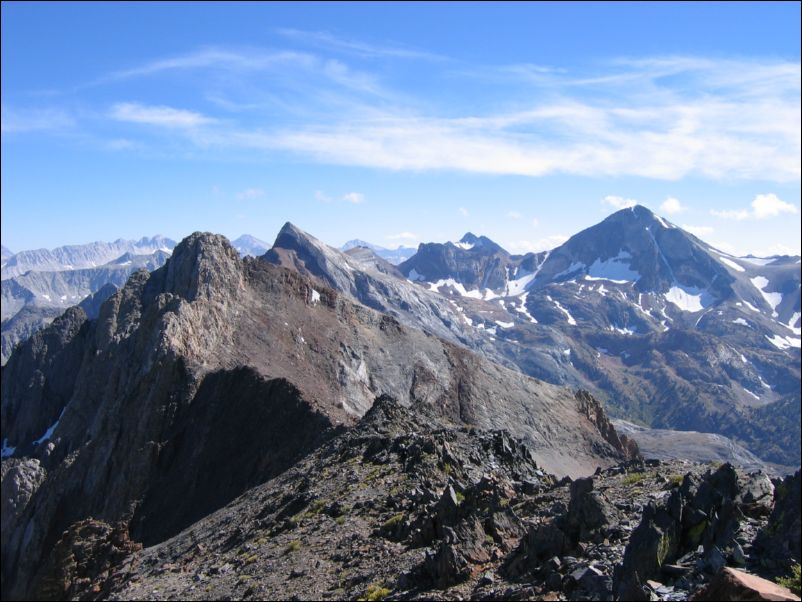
[285, 540, 301, 554]
[623, 472, 646, 485]
[455, 491, 465, 504]
[382, 513, 405, 530]
[776, 563, 801, 596]
[359, 583, 391, 601]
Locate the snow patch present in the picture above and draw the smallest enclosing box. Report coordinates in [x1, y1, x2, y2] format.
[408, 268, 426, 281]
[751, 276, 782, 316]
[513, 293, 538, 324]
[495, 320, 514, 329]
[453, 241, 474, 250]
[785, 312, 801, 335]
[766, 334, 801, 350]
[428, 278, 484, 299]
[664, 285, 712, 313]
[718, 256, 745, 272]
[743, 300, 760, 313]
[505, 268, 536, 296]
[555, 262, 586, 279]
[732, 318, 750, 327]
[1, 438, 15, 459]
[654, 215, 672, 229]
[311, 289, 321, 304]
[743, 387, 761, 401]
[33, 409, 65, 446]
[548, 296, 577, 325]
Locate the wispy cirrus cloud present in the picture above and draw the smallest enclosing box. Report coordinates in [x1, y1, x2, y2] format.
[710, 193, 798, 220]
[314, 190, 366, 204]
[276, 28, 446, 61]
[602, 196, 639, 209]
[341, 192, 365, 204]
[59, 45, 802, 183]
[236, 187, 265, 200]
[104, 47, 388, 98]
[110, 102, 214, 128]
[1, 105, 75, 134]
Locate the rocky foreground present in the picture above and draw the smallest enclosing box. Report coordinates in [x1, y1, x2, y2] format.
[22, 396, 800, 601]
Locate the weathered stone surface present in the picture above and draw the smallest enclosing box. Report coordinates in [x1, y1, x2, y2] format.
[691, 567, 801, 601]
[756, 470, 802, 572]
[32, 518, 142, 601]
[2, 232, 632, 599]
[0, 458, 46, 549]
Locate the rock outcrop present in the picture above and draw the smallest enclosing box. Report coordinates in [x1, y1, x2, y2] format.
[1, 232, 633, 599]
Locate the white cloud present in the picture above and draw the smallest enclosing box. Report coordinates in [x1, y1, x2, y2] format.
[1, 105, 75, 133]
[341, 192, 365, 204]
[96, 51, 800, 182]
[459, 207, 469, 217]
[507, 211, 522, 220]
[275, 28, 444, 61]
[751, 193, 797, 218]
[711, 193, 798, 220]
[507, 234, 569, 253]
[660, 197, 685, 214]
[315, 190, 333, 203]
[236, 188, 265, 200]
[386, 232, 417, 241]
[531, 218, 540, 227]
[110, 103, 213, 128]
[602, 196, 638, 210]
[682, 224, 714, 237]
[709, 208, 751, 221]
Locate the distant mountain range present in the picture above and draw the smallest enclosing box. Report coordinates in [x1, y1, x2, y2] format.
[0, 234, 272, 364]
[1, 231, 635, 598]
[2, 218, 798, 600]
[340, 239, 416, 264]
[2, 217, 799, 467]
[231, 234, 271, 257]
[272, 208, 800, 468]
[1, 235, 176, 279]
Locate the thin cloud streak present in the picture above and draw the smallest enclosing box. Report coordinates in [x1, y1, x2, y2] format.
[63, 47, 802, 183]
[110, 103, 214, 128]
[276, 28, 447, 61]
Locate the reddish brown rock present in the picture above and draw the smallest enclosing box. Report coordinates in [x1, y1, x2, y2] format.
[692, 567, 800, 601]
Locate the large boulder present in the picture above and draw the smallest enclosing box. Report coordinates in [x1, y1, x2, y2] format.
[691, 567, 801, 601]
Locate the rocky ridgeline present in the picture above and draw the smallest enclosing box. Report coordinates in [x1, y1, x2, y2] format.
[1, 232, 639, 600]
[47, 396, 793, 601]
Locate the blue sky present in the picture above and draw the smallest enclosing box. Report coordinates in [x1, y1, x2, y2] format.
[2, 2, 800, 256]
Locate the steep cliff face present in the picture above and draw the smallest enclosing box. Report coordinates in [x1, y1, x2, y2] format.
[1, 232, 632, 599]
